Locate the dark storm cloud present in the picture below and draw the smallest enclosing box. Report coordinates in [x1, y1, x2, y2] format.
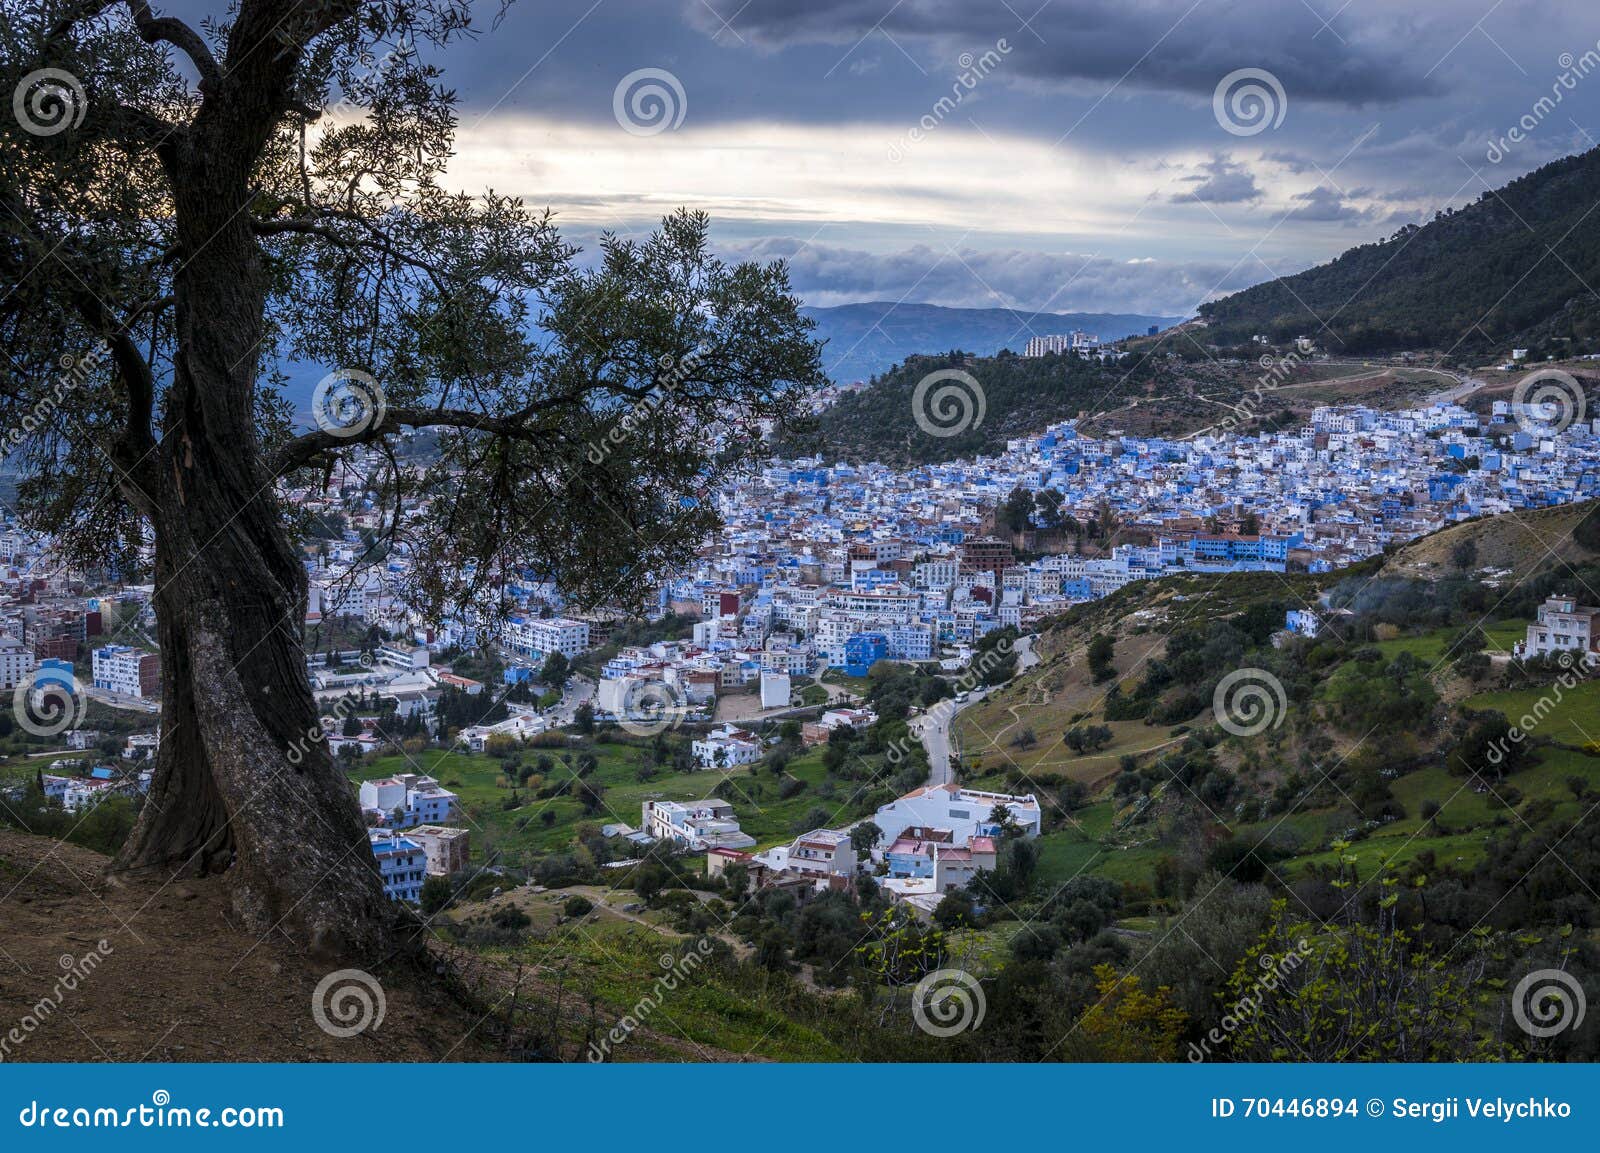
[1284, 185, 1374, 223]
[694, 0, 1440, 105]
[1172, 158, 1263, 204]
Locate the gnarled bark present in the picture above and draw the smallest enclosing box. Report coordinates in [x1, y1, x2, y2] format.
[110, 7, 404, 960]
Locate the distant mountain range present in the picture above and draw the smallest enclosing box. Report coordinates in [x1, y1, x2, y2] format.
[1198, 146, 1600, 355]
[802, 302, 1183, 383]
[273, 301, 1183, 422]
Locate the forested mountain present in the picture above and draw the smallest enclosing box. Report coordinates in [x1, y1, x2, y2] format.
[1198, 147, 1600, 354]
[803, 302, 1180, 382]
[779, 350, 1164, 465]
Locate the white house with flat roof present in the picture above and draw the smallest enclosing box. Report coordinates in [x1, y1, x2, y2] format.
[642, 798, 755, 850]
[754, 828, 857, 882]
[873, 784, 1042, 848]
[1516, 594, 1600, 660]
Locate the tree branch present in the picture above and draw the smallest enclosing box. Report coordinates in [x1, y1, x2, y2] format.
[125, 1, 222, 90]
[270, 405, 546, 477]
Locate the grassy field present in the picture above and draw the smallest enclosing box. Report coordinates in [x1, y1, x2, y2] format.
[349, 742, 878, 865]
[1028, 743, 1600, 891]
[1464, 678, 1600, 747]
[453, 886, 846, 1060]
[956, 627, 1192, 784]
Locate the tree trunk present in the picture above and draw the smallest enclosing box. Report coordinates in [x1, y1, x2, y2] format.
[111, 72, 405, 961]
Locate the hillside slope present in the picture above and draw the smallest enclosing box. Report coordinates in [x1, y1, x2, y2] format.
[1198, 147, 1600, 355]
[0, 830, 507, 1061]
[1381, 498, 1600, 582]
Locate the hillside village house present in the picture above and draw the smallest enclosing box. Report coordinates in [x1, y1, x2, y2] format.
[692, 723, 762, 769]
[642, 798, 756, 851]
[91, 643, 161, 698]
[0, 632, 36, 690]
[41, 771, 120, 813]
[358, 773, 459, 828]
[368, 831, 426, 902]
[1516, 594, 1600, 660]
[503, 615, 590, 659]
[409, 824, 471, 877]
[872, 784, 1042, 846]
[881, 827, 998, 891]
[458, 709, 549, 752]
[753, 828, 858, 883]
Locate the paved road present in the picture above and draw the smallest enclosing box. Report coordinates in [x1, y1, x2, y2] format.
[545, 675, 594, 726]
[916, 633, 1039, 788]
[83, 686, 161, 715]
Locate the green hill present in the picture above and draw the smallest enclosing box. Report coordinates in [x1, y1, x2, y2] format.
[1197, 147, 1600, 355]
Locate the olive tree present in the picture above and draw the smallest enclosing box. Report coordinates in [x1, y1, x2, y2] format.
[0, 0, 821, 958]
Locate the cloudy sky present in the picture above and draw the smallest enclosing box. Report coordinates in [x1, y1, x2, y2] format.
[257, 1, 1600, 314]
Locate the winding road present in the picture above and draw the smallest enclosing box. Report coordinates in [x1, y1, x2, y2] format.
[915, 633, 1039, 788]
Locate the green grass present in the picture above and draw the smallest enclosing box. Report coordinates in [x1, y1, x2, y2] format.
[1271, 747, 1600, 878]
[820, 669, 872, 696]
[1464, 678, 1600, 747]
[510, 926, 846, 1060]
[349, 741, 881, 864]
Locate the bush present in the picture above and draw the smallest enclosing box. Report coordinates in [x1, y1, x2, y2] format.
[563, 895, 594, 917]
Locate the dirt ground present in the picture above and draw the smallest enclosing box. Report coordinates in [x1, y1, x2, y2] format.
[0, 828, 497, 1062]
